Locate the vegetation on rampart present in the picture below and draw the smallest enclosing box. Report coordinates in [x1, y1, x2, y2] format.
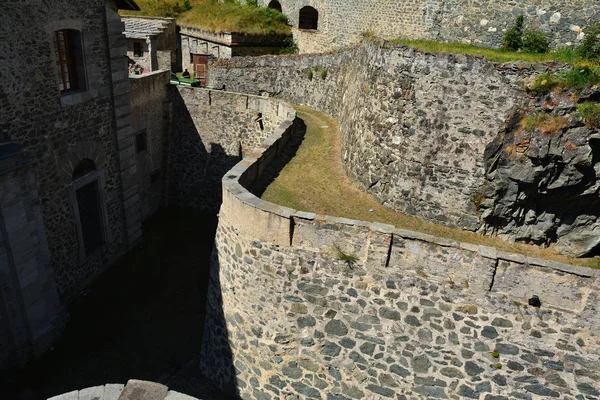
[390, 38, 580, 64]
[122, 0, 291, 35]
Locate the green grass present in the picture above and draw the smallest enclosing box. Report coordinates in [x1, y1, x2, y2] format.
[520, 113, 568, 136]
[122, 0, 291, 35]
[576, 101, 600, 126]
[390, 38, 581, 64]
[530, 66, 600, 93]
[261, 105, 600, 269]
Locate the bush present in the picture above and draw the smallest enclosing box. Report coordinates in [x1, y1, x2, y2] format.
[522, 29, 549, 53]
[577, 23, 600, 59]
[529, 67, 600, 93]
[562, 66, 600, 89]
[503, 15, 525, 51]
[320, 69, 328, 80]
[183, 0, 192, 11]
[279, 37, 298, 54]
[576, 101, 600, 126]
[307, 70, 313, 80]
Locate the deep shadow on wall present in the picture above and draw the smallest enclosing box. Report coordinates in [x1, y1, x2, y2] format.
[168, 86, 242, 211]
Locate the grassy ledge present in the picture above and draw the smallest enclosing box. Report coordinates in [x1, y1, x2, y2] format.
[390, 38, 584, 64]
[122, 0, 291, 35]
[261, 105, 599, 269]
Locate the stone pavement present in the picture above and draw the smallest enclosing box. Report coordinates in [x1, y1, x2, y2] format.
[47, 380, 200, 400]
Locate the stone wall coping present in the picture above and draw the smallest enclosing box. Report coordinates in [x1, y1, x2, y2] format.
[216, 89, 597, 282]
[129, 69, 171, 80]
[211, 40, 572, 74]
[46, 381, 199, 400]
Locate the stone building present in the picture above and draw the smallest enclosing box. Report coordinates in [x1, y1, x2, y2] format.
[179, 26, 288, 85]
[254, 0, 600, 53]
[0, 0, 168, 370]
[122, 16, 178, 74]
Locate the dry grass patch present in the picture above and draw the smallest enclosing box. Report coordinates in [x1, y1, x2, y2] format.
[261, 105, 599, 269]
[520, 113, 568, 136]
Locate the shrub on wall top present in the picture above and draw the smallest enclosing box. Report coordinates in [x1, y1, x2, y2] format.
[503, 15, 524, 51]
[577, 23, 600, 59]
[522, 29, 550, 53]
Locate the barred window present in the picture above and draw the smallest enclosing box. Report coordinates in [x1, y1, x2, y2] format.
[55, 29, 86, 93]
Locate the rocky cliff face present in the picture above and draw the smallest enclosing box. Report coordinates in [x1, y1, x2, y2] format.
[480, 90, 600, 257]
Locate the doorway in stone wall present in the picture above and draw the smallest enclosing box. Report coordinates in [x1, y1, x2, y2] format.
[192, 54, 208, 86]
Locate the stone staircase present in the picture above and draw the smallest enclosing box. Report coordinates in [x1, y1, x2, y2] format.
[47, 380, 201, 400]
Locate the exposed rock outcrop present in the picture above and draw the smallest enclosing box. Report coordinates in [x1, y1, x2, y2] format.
[480, 90, 600, 257]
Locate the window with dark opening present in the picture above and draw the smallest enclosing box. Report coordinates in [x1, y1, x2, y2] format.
[150, 170, 160, 184]
[55, 29, 86, 93]
[133, 41, 143, 57]
[72, 159, 104, 255]
[299, 6, 318, 30]
[268, 0, 282, 12]
[136, 130, 147, 153]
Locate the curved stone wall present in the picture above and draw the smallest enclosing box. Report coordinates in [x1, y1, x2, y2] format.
[47, 380, 199, 400]
[208, 41, 600, 255]
[169, 86, 291, 210]
[199, 92, 600, 399]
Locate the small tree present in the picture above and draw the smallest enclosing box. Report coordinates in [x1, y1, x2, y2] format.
[503, 15, 525, 51]
[577, 23, 600, 59]
[522, 29, 549, 53]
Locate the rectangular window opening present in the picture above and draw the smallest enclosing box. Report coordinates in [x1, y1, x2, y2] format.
[134, 41, 143, 57]
[136, 130, 147, 153]
[55, 29, 86, 94]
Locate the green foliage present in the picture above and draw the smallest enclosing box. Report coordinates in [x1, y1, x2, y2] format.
[320, 69, 328, 80]
[577, 23, 600, 59]
[530, 67, 600, 93]
[491, 351, 500, 358]
[307, 70, 314, 80]
[503, 15, 524, 51]
[520, 113, 568, 136]
[126, 0, 291, 35]
[522, 29, 549, 53]
[334, 245, 359, 265]
[280, 37, 298, 54]
[495, 363, 503, 369]
[576, 101, 600, 126]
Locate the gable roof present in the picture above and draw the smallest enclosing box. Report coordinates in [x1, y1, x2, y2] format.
[122, 17, 173, 39]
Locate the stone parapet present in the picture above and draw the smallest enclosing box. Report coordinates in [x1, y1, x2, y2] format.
[47, 380, 199, 400]
[200, 89, 600, 399]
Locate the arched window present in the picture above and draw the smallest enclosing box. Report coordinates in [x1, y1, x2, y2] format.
[54, 29, 86, 93]
[268, 0, 282, 12]
[299, 6, 318, 30]
[72, 158, 96, 180]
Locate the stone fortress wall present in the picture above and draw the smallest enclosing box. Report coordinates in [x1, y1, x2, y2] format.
[198, 83, 600, 399]
[208, 41, 600, 257]
[168, 86, 294, 211]
[207, 43, 542, 230]
[129, 70, 172, 220]
[250, 0, 600, 53]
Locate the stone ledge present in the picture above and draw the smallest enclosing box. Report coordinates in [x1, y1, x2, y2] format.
[218, 90, 595, 288]
[47, 381, 200, 400]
